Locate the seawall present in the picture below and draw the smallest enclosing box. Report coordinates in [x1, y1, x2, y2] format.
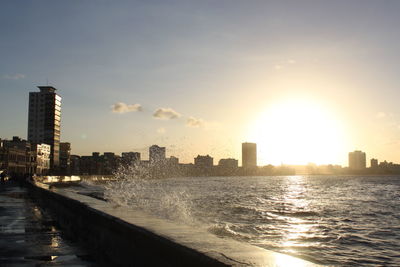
[29, 181, 321, 266]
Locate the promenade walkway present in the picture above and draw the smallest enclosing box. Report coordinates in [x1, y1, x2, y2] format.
[0, 181, 97, 266]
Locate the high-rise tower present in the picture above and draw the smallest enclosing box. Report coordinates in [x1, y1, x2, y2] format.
[242, 142, 257, 168]
[28, 86, 61, 169]
[348, 150, 366, 170]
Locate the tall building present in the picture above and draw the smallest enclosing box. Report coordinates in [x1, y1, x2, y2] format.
[242, 142, 257, 168]
[149, 145, 166, 164]
[348, 150, 366, 170]
[28, 86, 61, 169]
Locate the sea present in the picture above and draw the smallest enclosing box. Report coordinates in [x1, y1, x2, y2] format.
[64, 174, 400, 266]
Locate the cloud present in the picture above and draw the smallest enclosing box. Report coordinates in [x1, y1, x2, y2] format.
[153, 108, 181, 120]
[111, 102, 142, 114]
[274, 65, 283, 70]
[376, 112, 386, 119]
[186, 116, 205, 128]
[2, 73, 25, 80]
[288, 59, 296, 64]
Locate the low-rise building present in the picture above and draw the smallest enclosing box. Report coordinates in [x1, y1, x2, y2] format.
[70, 155, 81, 175]
[217, 158, 239, 176]
[60, 142, 71, 174]
[32, 143, 51, 175]
[194, 155, 213, 168]
[121, 152, 141, 166]
[194, 155, 214, 176]
[0, 136, 50, 176]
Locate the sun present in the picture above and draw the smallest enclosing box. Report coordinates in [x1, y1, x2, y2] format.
[247, 98, 346, 166]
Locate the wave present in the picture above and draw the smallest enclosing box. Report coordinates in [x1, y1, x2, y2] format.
[269, 210, 319, 217]
[103, 164, 194, 224]
[208, 223, 253, 241]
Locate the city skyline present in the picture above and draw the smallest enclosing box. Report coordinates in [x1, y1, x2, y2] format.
[2, 131, 394, 171]
[3, 82, 394, 166]
[2, 1, 400, 165]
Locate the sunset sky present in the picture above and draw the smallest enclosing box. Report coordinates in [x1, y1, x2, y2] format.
[1, 0, 400, 165]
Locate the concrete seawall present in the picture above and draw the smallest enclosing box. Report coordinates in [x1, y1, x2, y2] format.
[29, 182, 321, 266]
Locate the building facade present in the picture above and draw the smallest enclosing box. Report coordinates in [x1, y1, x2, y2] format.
[217, 158, 239, 176]
[194, 155, 213, 168]
[348, 150, 366, 170]
[370, 158, 378, 169]
[121, 152, 141, 166]
[0, 137, 50, 176]
[218, 158, 239, 169]
[149, 145, 166, 164]
[60, 142, 71, 174]
[0, 142, 28, 176]
[28, 86, 62, 170]
[193, 155, 214, 176]
[32, 143, 51, 175]
[242, 142, 257, 168]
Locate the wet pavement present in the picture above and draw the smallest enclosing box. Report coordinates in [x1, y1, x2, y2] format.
[0, 182, 97, 266]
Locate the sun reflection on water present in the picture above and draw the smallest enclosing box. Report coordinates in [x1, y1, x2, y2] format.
[274, 252, 313, 267]
[280, 176, 314, 253]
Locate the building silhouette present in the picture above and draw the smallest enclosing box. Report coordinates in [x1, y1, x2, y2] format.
[242, 142, 257, 168]
[370, 158, 378, 169]
[218, 158, 238, 169]
[60, 142, 71, 174]
[149, 145, 166, 164]
[217, 158, 239, 176]
[28, 86, 62, 170]
[121, 152, 141, 165]
[167, 156, 179, 166]
[194, 155, 213, 168]
[348, 150, 366, 170]
[194, 155, 214, 176]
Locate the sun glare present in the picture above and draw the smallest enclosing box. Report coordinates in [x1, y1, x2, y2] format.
[248, 99, 346, 165]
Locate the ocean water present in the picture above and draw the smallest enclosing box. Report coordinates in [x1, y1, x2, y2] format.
[77, 175, 400, 266]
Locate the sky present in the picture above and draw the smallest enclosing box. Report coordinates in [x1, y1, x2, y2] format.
[1, 0, 400, 166]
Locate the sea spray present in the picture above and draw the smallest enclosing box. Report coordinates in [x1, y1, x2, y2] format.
[103, 163, 194, 224]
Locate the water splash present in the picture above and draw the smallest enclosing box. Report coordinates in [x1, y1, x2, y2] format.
[103, 163, 194, 224]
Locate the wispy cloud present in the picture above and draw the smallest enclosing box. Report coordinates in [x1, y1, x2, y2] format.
[2, 73, 25, 80]
[111, 102, 142, 114]
[153, 108, 181, 120]
[273, 59, 296, 70]
[186, 116, 205, 128]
